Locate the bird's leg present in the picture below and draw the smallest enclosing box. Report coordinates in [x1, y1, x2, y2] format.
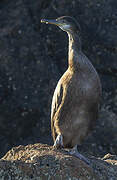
[53, 134, 63, 149]
[69, 145, 90, 165]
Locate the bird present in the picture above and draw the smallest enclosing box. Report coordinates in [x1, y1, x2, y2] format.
[41, 16, 102, 164]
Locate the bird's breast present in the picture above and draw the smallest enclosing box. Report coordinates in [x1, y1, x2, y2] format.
[61, 69, 100, 103]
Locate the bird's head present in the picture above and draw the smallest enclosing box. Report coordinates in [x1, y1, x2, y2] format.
[41, 16, 81, 35]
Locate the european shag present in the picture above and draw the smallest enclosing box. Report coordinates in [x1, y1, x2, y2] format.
[41, 16, 102, 164]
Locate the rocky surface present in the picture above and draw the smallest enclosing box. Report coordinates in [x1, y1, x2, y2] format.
[0, 143, 117, 180]
[0, 0, 116, 160]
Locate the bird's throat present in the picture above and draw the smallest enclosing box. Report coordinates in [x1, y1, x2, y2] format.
[68, 33, 81, 70]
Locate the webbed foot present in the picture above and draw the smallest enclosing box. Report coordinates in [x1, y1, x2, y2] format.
[53, 134, 63, 149]
[69, 145, 90, 165]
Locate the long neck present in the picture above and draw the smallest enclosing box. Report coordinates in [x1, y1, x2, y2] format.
[68, 31, 82, 70]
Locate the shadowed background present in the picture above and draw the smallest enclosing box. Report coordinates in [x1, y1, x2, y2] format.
[0, 0, 116, 158]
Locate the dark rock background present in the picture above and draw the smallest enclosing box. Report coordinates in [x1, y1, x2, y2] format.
[0, 0, 116, 158]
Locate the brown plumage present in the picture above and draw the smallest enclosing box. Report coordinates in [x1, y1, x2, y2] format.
[41, 16, 101, 164]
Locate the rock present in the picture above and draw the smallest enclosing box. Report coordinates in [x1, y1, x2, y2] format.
[78, 107, 117, 158]
[0, 143, 117, 180]
[0, 0, 116, 158]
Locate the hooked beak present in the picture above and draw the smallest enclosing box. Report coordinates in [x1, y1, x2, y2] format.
[41, 19, 61, 27]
